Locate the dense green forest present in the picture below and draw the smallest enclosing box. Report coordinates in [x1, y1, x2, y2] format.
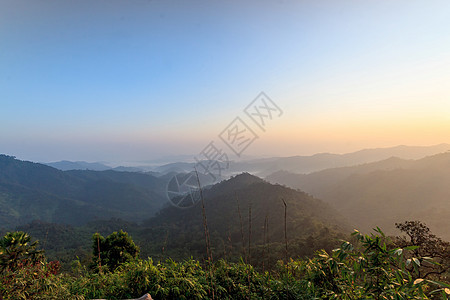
[1, 221, 449, 299]
[1, 173, 351, 271]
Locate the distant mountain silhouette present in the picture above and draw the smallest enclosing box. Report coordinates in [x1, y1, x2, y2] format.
[267, 152, 450, 239]
[45, 160, 111, 171]
[153, 162, 197, 174]
[111, 166, 145, 172]
[152, 144, 450, 177]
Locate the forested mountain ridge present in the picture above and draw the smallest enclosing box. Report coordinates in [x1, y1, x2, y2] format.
[139, 173, 351, 263]
[0, 154, 167, 228]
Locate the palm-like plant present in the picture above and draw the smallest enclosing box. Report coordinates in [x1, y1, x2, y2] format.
[0, 231, 43, 271]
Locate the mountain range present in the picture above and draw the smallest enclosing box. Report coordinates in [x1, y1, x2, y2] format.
[2, 146, 449, 268]
[228, 143, 450, 176]
[43, 144, 450, 176]
[267, 152, 450, 240]
[3, 145, 450, 239]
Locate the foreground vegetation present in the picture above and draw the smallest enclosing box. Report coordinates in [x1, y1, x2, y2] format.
[1, 221, 449, 299]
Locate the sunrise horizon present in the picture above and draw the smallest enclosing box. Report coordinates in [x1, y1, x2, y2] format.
[2, 0, 450, 163]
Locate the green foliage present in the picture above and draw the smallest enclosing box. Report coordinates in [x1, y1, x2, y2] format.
[68, 258, 210, 299]
[0, 231, 43, 271]
[0, 231, 75, 299]
[0, 260, 75, 299]
[213, 259, 273, 299]
[91, 230, 140, 272]
[2, 226, 449, 299]
[291, 227, 450, 299]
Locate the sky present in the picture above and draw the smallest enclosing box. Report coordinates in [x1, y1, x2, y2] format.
[1, 0, 450, 163]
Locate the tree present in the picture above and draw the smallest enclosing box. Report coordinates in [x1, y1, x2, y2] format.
[91, 230, 140, 271]
[395, 220, 449, 280]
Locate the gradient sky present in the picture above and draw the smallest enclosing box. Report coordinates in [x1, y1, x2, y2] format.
[1, 0, 450, 163]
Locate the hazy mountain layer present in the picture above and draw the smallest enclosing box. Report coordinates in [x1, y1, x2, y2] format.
[150, 144, 450, 177]
[232, 143, 450, 176]
[267, 152, 450, 239]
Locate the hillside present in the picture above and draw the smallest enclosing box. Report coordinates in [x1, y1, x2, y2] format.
[139, 173, 351, 264]
[267, 152, 450, 239]
[0, 172, 352, 270]
[0, 155, 168, 228]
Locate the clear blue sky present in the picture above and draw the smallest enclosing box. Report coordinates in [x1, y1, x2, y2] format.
[1, 0, 450, 163]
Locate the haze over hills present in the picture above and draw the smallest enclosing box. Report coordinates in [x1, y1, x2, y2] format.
[2, 144, 449, 243]
[42, 144, 450, 176]
[44, 160, 111, 171]
[231, 143, 450, 176]
[267, 152, 450, 240]
[135, 143, 450, 177]
[44, 161, 151, 173]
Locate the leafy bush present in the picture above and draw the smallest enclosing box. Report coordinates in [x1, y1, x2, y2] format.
[0, 260, 77, 299]
[287, 227, 450, 299]
[2, 227, 449, 299]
